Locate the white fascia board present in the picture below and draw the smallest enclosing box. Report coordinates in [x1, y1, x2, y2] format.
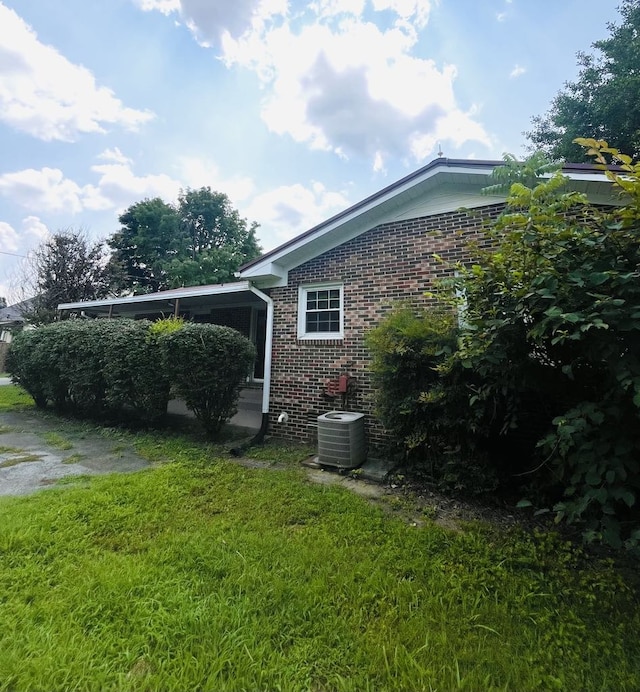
[58, 281, 252, 311]
[238, 162, 616, 285]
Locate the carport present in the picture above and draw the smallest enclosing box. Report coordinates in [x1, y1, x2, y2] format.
[58, 281, 273, 431]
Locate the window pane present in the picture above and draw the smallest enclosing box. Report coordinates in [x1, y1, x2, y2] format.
[306, 315, 318, 332]
[306, 310, 339, 333]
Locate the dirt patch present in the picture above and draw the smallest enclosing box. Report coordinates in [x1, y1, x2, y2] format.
[0, 410, 151, 496]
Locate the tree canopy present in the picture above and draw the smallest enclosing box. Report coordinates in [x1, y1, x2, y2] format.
[108, 187, 261, 294]
[526, 0, 640, 161]
[23, 229, 111, 325]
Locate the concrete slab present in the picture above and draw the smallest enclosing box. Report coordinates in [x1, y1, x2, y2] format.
[301, 454, 396, 483]
[358, 456, 397, 482]
[0, 410, 151, 496]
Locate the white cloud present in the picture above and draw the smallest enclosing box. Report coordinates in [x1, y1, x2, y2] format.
[371, 0, 432, 29]
[244, 181, 350, 249]
[0, 167, 87, 214]
[225, 15, 489, 169]
[0, 3, 154, 141]
[510, 64, 526, 78]
[497, 12, 507, 21]
[136, 0, 486, 168]
[181, 0, 284, 46]
[309, 0, 366, 19]
[179, 157, 255, 203]
[132, 0, 180, 14]
[0, 221, 19, 252]
[0, 151, 183, 217]
[21, 216, 50, 242]
[134, 0, 287, 46]
[89, 161, 181, 209]
[97, 147, 133, 165]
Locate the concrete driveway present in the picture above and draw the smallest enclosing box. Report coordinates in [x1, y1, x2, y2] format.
[0, 408, 152, 496]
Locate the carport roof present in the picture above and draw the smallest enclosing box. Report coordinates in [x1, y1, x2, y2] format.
[57, 281, 259, 317]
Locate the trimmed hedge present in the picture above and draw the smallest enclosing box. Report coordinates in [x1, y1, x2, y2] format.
[6, 319, 255, 435]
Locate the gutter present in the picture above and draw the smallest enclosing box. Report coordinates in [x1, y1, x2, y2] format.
[230, 283, 273, 454]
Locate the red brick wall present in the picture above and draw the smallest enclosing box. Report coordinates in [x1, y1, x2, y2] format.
[268, 204, 503, 450]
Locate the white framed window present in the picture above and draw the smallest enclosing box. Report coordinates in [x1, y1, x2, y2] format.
[297, 283, 344, 340]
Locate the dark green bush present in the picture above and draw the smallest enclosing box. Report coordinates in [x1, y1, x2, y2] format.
[8, 320, 170, 423]
[161, 323, 256, 436]
[366, 307, 458, 458]
[367, 307, 499, 494]
[102, 319, 171, 424]
[368, 143, 640, 549]
[6, 328, 55, 408]
[51, 320, 111, 415]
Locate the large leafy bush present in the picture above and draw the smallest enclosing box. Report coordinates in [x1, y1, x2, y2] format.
[368, 141, 640, 548]
[366, 308, 499, 493]
[101, 319, 171, 424]
[6, 328, 57, 409]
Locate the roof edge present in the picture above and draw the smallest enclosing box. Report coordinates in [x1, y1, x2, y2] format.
[57, 281, 252, 311]
[240, 158, 612, 276]
[240, 158, 502, 274]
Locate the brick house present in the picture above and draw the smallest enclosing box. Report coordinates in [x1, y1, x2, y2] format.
[58, 158, 616, 450]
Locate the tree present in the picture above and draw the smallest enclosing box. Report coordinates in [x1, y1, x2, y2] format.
[107, 197, 179, 294]
[108, 188, 261, 293]
[22, 229, 111, 325]
[526, 0, 640, 162]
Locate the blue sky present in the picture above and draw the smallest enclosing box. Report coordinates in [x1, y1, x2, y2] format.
[0, 0, 622, 302]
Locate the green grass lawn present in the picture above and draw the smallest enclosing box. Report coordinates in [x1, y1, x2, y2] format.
[0, 382, 33, 410]
[0, 386, 638, 691]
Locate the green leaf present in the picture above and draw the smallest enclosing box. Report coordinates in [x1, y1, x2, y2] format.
[620, 490, 635, 509]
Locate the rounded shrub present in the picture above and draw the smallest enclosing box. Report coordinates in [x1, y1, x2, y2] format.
[161, 323, 256, 437]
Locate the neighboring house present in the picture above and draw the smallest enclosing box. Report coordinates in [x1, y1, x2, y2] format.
[0, 298, 34, 343]
[0, 297, 35, 373]
[58, 158, 618, 450]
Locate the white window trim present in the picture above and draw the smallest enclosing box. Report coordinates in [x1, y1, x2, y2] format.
[297, 283, 344, 340]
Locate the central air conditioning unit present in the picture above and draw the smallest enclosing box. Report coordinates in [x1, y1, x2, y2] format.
[317, 411, 366, 469]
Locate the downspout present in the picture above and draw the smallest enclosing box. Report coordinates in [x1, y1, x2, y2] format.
[230, 284, 273, 454]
